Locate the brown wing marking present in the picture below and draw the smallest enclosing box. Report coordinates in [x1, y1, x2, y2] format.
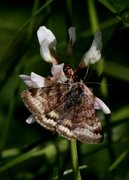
[34, 100, 67, 131]
[21, 84, 69, 116]
[56, 95, 103, 143]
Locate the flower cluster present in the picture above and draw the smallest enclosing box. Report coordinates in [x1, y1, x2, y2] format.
[36, 26, 102, 67]
[20, 26, 103, 85]
[19, 25, 110, 125]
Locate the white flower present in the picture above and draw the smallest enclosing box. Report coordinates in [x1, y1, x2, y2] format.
[26, 114, 36, 124]
[37, 26, 57, 64]
[51, 63, 68, 82]
[79, 31, 102, 67]
[94, 97, 111, 114]
[68, 27, 76, 46]
[19, 72, 51, 88]
[83, 84, 111, 114]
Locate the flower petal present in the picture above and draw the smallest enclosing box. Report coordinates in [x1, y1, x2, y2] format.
[37, 26, 56, 45]
[30, 72, 45, 88]
[40, 39, 57, 64]
[26, 114, 36, 124]
[19, 74, 33, 87]
[79, 31, 102, 67]
[51, 63, 68, 82]
[19, 72, 52, 88]
[37, 26, 58, 64]
[94, 97, 111, 114]
[68, 27, 76, 46]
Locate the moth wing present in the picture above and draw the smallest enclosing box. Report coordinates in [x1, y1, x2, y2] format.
[35, 101, 66, 131]
[57, 95, 103, 143]
[22, 82, 103, 143]
[21, 84, 69, 117]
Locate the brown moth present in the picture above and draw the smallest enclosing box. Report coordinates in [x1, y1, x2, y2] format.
[19, 26, 110, 143]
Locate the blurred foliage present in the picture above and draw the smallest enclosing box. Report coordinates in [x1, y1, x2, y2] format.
[0, 0, 129, 179]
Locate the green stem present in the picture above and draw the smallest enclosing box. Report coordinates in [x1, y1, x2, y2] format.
[28, 0, 40, 41]
[70, 140, 81, 180]
[0, 94, 15, 151]
[0, 140, 68, 173]
[87, 0, 99, 33]
[87, 0, 103, 76]
[88, 0, 115, 172]
[19, 0, 53, 34]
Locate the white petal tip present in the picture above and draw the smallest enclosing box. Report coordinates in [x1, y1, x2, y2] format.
[37, 26, 57, 64]
[102, 106, 111, 114]
[81, 31, 102, 67]
[30, 72, 44, 88]
[37, 26, 56, 45]
[19, 74, 33, 87]
[19, 74, 29, 80]
[94, 97, 111, 114]
[68, 26, 76, 45]
[26, 115, 36, 124]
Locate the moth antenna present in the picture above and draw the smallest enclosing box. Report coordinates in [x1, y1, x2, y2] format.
[82, 66, 89, 82]
[86, 81, 111, 87]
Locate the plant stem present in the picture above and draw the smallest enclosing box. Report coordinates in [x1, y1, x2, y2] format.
[87, 0, 104, 76]
[28, 0, 40, 41]
[88, 0, 115, 170]
[87, 0, 99, 33]
[70, 140, 81, 180]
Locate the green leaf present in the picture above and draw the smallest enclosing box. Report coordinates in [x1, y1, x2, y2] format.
[105, 62, 129, 82]
[0, 0, 53, 89]
[109, 150, 128, 171]
[111, 106, 129, 122]
[0, 140, 68, 173]
[98, 0, 129, 26]
[98, 0, 129, 13]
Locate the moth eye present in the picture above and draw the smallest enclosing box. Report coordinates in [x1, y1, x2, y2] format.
[63, 65, 69, 73]
[63, 64, 73, 76]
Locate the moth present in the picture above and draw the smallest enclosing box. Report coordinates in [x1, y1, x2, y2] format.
[20, 26, 110, 143]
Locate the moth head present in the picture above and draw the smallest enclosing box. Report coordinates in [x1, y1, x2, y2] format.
[63, 64, 74, 79]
